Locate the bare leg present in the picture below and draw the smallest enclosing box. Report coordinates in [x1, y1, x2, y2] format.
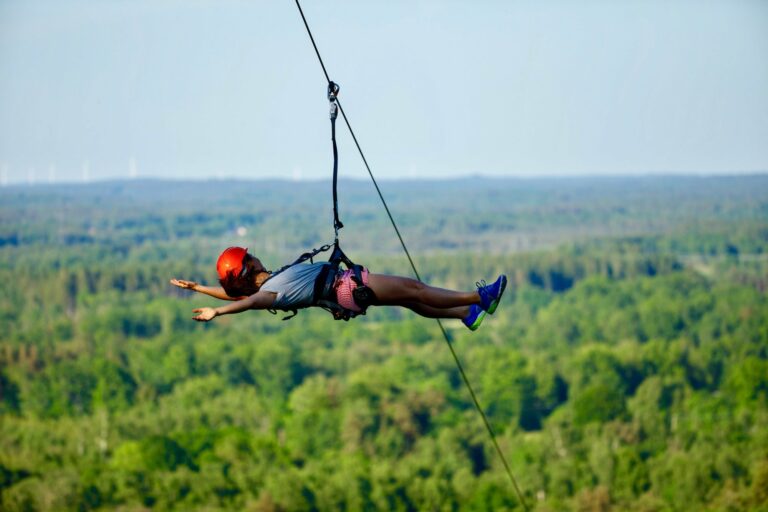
[367, 274, 479, 309]
[399, 301, 469, 320]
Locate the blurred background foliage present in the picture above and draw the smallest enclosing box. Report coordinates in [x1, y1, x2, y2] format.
[1, 176, 767, 511]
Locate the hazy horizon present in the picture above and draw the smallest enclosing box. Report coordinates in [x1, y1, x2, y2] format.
[2, 171, 768, 191]
[2, 0, 767, 184]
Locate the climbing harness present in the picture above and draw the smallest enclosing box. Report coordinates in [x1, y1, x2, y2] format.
[263, 81, 375, 322]
[291, 1, 530, 509]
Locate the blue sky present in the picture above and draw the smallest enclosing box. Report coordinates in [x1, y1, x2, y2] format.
[1, 0, 766, 184]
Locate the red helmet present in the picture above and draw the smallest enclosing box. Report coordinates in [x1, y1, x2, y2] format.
[216, 247, 249, 280]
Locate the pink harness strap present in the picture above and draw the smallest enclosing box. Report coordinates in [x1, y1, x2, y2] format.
[334, 268, 369, 313]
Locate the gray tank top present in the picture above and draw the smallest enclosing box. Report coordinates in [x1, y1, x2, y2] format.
[260, 262, 330, 310]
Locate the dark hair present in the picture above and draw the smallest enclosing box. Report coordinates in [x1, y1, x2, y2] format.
[218, 254, 260, 298]
[219, 272, 258, 298]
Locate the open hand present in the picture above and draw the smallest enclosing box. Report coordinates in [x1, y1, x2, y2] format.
[192, 307, 218, 322]
[171, 278, 198, 290]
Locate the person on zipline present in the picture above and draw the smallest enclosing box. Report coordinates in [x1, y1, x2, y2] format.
[171, 246, 507, 331]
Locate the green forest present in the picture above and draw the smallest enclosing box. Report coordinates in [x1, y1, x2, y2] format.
[1, 176, 767, 511]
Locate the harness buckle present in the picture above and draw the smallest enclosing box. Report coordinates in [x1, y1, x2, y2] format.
[352, 285, 376, 309]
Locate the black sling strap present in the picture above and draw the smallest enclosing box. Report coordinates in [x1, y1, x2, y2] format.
[327, 81, 369, 294]
[329, 81, 342, 238]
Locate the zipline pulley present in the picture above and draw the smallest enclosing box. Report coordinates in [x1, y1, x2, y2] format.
[328, 81, 339, 119]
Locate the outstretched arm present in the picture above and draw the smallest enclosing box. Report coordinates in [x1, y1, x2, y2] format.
[192, 290, 277, 322]
[170, 279, 241, 301]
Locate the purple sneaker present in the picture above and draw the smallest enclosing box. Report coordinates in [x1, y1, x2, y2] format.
[463, 304, 487, 331]
[477, 275, 507, 314]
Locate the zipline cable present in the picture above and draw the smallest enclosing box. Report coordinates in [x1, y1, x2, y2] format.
[295, 0, 420, 283]
[292, 2, 530, 510]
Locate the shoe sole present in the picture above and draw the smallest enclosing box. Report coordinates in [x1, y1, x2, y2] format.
[486, 275, 507, 315]
[467, 310, 487, 331]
